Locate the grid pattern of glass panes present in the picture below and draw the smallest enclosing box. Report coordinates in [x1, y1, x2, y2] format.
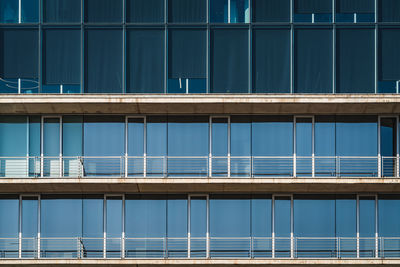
[0, 0, 399, 94]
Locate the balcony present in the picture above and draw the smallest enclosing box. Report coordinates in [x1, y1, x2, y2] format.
[0, 237, 400, 259]
[0, 156, 398, 179]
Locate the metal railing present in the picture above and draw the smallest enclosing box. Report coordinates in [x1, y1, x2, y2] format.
[0, 156, 398, 178]
[1, 237, 400, 259]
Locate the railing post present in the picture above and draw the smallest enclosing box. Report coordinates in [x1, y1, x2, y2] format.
[206, 234, 210, 259]
[40, 156, 44, 178]
[209, 154, 212, 178]
[143, 154, 147, 178]
[103, 236, 106, 259]
[291, 235, 294, 258]
[293, 155, 297, 178]
[124, 155, 128, 178]
[77, 237, 81, 259]
[228, 155, 231, 178]
[18, 233, 22, 259]
[312, 155, 315, 178]
[188, 234, 191, 258]
[272, 234, 275, 258]
[37, 235, 40, 259]
[122, 235, 125, 259]
[378, 155, 382, 178]
[79, 156, 83, 178]
[357, 236, 360, 258]
[59, 156, 63, 178]
[375, 236, 379, 258]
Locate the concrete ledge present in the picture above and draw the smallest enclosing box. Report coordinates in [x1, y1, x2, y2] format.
[1, 178, 400, 193]
[0, 258, 399, 266]
[1, 94, 400, 114]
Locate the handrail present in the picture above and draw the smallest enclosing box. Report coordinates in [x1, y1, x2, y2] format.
[1, 237, 399, 259]
[0, 156, 397, 179]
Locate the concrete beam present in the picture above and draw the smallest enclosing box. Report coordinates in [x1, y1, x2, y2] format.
[0, 258, 399, 266]
[1, 178, 400, 193]
[1, 94, 400, 114]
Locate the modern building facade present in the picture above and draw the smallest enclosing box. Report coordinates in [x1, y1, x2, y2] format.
[1, 0, 400, 266]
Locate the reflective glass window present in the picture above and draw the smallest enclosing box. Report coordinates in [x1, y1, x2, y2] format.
[315, 116, 335, 156]
[84, 0, 122, 23]
[85, 29, 122, 93]
[43, 0, 81, 23]
[126, 29, 164, 93]
[0, 29, 39, 93]
[252, 195, 272, 237]
[0, 0, 18, 23]
[106, 196, 122, 258]
[253, 29, 290, 93]
[43, 29, 81, 94]
[168, 29, 206, 93]
[83, 195, 103, 238]
[127, 118, 144, 156]
[379, 195, 400, 237]
[211, 29, 249, 93]
[231, 116, 251, 156]
[294, 0, 332, 22]
[378, 28, 400, 93]
[274, 196, 291, 257]
[168, 0, 206, 23]
[359, 196, 376, 257]
[127, 0, 164, 23]
[167, 195, 187, 237]
[21, 0, 39, 22]
[0, 116, 27, 157]
[0, 195, 19, 238]
[146, 116, 167, 176]
[0, 0, 39, 23]
[252, 0, 290, 22]
[63, 116, 83, 157]
[379, 0, 400, 22]
[210, 0, 250, 23]
[336, 195, 357, 237]
[294, 28, 333, 93]
[336, 28, 375, 93]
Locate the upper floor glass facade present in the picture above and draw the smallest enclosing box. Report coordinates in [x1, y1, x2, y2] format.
[0, 0, 399, 94]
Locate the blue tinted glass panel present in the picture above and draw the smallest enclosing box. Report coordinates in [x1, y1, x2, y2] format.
[125, 195, 166, 238]
[211, 29, 249, 93]
[126, 29, 164, 93]
[252, 116, 293, 156]
[128, 118, 144, 156]
[210, 0, 228, 22]
[21, 0, 38, 22]
[146, 116, 167, 156]
[294, 28, 333, 93]
[168, 116, 209, 156]
[380, 118, 396, 157]
[41, 195, 82, 237]
[230, 116, 251, 156]
[43, 29, 81, 92]
[0, 196, 19, 238]
[210, 195, 250, 237]
[84, 116, 125, 156]
[29, 116, 40, 157]
[44, 0, 81, 23]
[252, 196, 272, 237]
[0, 0, 18, 23]
[85, 29, 122, 93]
[168, 195, 187, 237]
[294, 0, 332, 22]
[336, 28, 375, 93]
[43, 118, 60, 157]
[274, 197, 291, 237]
[359, 196, 375, 237]
[22, 197, 38, 238]
[63, 116, 83, 157]
[190, 197, 207, 238]
[336, 195, 356, 237]
[253, 29, 290, 93]
[296, 118, 312, 156]
[127, 0, 164, 22]
[315, 116, 335, 156]
[0, 116, 27, 157]
[252, 0, 290, 22]
[168, 0, 206, 22]
[83, 196, 103, 238]
[85, 0, 122, 22]
[212, 118, 228, 156]
[379, 195, 400, 237]
[294, 195, 335, 237]
[106, 197, 122, 238]
[336, 116, 377, 156]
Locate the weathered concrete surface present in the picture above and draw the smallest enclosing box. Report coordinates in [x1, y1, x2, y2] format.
[1, 94, 400, 114]
[1, 178, 400, 193]
[0, 259, 399, 266]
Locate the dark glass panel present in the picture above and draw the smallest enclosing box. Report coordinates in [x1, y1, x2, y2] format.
[43, 29, 81, 93]
[252, 0, 290, 22]
[21, 0, 39, 22]
[378, 29, 400, 93]
[63, 116, 83, 157]
[127, 118, 144, 156]
[44, 0, 81, 23]
[127, 0, 164, 23]
[274, 196, 291, 257]
[336, 195, 357, 237]
[336, 0, 374, 13]
[212, 118, 228, 156]
[0, 195, 19, 238]
[83, 195, 103, 238]
[168, 0, 206, 23]
[294, 28, 333, 93]
[252, 29, 290, 93]
[0, 0, 18, 23]
[22, 197, 38, 238]
[0, 29, 38, 93]
[126, 29, 164, 93]
[379, 0, 400, 22]
[230, 116, 251, 156]
[294, 0, 332, 22]
[315, 116, 335, 156]
[85, 29, 122, 93]
[210, 0, 250, 23]
[146, 116, 167, 156]
[0, 116, 27, 157]
[359, 196, 376, 237]
[379, 195, 400, 237]
[211, 29, 249, 93]
[252, 195, 272, 237]
[85, 0, 122, 23]
[336, 28, 375, 93]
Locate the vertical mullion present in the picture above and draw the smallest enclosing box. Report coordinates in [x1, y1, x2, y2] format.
[248, 24, 252, 93]
[81, 0, 84, 93]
